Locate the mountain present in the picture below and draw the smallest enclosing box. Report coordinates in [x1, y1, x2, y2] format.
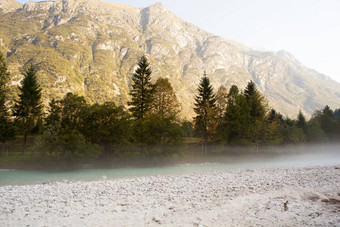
[0, 0, 339, 118]
[0, 0, 21, 14]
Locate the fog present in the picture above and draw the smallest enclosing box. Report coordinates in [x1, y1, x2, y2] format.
[0, 143, 339, 186]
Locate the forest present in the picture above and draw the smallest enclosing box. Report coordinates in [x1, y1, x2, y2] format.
[0, 53, 340, 168]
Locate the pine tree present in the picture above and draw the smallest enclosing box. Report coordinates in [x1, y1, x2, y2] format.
[318, 105, 336, 140]
[263, 109, 284, 145]
[222, 85, 252, 145]
[244, 81, 267, 146]
[296, 110, 307, 130]
[244, 81, 267, 121]
[45, 98, 62, 127]
[193, 72, 216, 153]
[0, 52, 15, 154]
[13, 64, 44, 154]
[128, 55, 153, 120]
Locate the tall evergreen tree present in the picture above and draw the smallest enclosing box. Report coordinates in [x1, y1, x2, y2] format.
[244, 81, 267, 121]
[316, 105, 337, 140]
[193, 72, 216, 153]
[0, 52, 9, 99]
[296, 110, 307, 131]
[244, 81, 268, 145]
[45, 98, 62, 127]
[222, 85, 252, 145]
[305, 118, 327, 143]
[128, 55, 153, 120]
[0, 52, 15, 154]
[13, 64, 43, 154]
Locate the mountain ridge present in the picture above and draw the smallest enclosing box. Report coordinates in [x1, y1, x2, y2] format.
[0, 0, 21, 13]
[0, 0, 339, 118]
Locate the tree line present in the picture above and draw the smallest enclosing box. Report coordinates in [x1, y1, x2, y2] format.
[0, 53, 339, 163]
[193, 73, 340, 153]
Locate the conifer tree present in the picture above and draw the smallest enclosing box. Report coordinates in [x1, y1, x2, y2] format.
[193, 72, 216, 153]
[128, 55, 153, 120]
[0, 52, 15, 154]
[128, 56, 154, 147]
[296, 110, 307, 131]
[317, 105, 337, 140]
[244, 81, 267, 146]
[45, 98, 62, 127]
[244, 81, 267, 121]
[222, 85, 252, 145]
[13, 64, 43, 154]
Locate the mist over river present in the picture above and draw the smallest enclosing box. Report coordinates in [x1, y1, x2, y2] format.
[1, 144, 339, 186]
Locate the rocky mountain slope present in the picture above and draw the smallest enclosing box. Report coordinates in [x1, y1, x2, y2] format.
[1, 0, 339, 118]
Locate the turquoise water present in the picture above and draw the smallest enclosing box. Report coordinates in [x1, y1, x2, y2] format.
[1, 148, 339, 186]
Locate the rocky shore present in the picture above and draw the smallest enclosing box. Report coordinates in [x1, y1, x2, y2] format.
[1, 165, 339, 226]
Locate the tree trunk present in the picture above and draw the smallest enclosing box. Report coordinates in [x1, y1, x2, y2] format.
[23, 130, 27, 154]
[202, 130, 208, 155]
[2, 141, 4, 156]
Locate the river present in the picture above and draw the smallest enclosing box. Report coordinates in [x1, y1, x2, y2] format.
[1, 145, 339, 186]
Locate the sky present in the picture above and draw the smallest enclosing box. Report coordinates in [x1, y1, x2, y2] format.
[17, 0, 340, 83]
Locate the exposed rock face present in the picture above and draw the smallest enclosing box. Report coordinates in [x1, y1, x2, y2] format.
[0, 0, 21, 14]
[0, 0, 339, 118]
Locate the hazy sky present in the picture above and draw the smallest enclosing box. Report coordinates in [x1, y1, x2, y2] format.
[17, 0, 340, 83]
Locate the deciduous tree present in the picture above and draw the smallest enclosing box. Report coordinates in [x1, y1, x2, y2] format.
[150, 77, 181, 120]
[215, 85, 228, 122]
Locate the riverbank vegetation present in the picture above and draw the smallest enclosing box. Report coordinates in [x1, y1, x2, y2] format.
[0, 53, 340, 169]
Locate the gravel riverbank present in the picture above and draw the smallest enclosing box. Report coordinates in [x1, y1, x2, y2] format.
[1, 165, 339, 226]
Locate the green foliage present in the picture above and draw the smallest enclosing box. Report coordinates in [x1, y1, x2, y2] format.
[131, 77, 185, 153]
[309, 105, 339, 141]
[279, 124, 306, 144]
[215, 85, 228, 123]
[35, 124, 102, 161]
[142, 114, 184, 146]
[193, 72, 217, 148]
[13, 64, 44, 153]
[296, 111, 307, 130]
[262, 109, 284, 145]
[305, 118, 327, 143]
[150, 77, 181, 120]
[244, 81, 268, 144]
[220, 86, 252, 145]
[244, 80, 268, 121]
[0, 52, 15, 150]
[0, 52, 10, 98]
[13, 64, 44, 124]
[45, 98, 62, 126]
[334, 109, 340, 119]
[181, 120, 194, 137]
[60, 92, 88, 130]
[81, 102, 133, 146]
[128, 55, 153, 120]
[39, 93, 103, 161]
